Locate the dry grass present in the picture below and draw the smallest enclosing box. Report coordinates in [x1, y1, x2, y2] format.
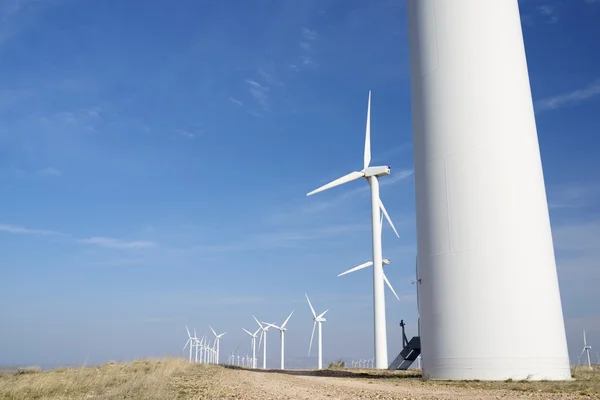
[428, 365, 600, 396]
[1, 359, 598, 399]
[0, 358, 223, 400]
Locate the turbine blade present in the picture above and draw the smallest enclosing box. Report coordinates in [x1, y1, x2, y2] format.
[338, 261, 373, 277]
[306, 171, 364, 197]
[242, 328, 253, 336]
[584, 330, 587, 345]
[317, 309, 329, 319]
[308, 321, 316, 356]
[379, 198, 399, 238]
[209, 325, 217, 337]
[185, 325, 191, 338]
[364, 91, 371, 170]
[252, 315, 264, 329]
[258, 330, 264, 350]
[380, 211, 384, 235]
[383, 272, 400, 301]
[194, 328, 197, 338]
[183, 338, 190, 351]
[580, 348, 587, 358]
[281, 310, 294, 329]
[253, 327, 261, 336]
[305, 293, 317, 318]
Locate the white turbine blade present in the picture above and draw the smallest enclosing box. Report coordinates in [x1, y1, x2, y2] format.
[380, 211, 384, 235]
[183, 338, 190, 351]
[306, 171, 364, 197]
[579, 348, 587, 358]
[253, 327, 261, 336]
[185, 325, 191, 338]
[583, 330, 587, 345]
[379, 198, 399, 238]
[218, 332, 227, 338]
[262, 322, 280, 330]
[242, 328, 253, 336]
[194, 328, 197, 338]
[281, 310, 294, 329]
[258, 330, 264, 349]
[317, 309, 329, 319]
[383, 272, 400, 301]
[305, 293, 317, 318]
[338, 261, 373, 277]
[252, 315, 264, 329]
[209, 325, 217, 337]
[364, 90, 371, 170]
[308, 321, 316, 356]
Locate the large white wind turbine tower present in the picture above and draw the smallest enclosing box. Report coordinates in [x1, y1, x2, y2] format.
[306, 293, 328, 370]
[579, 330, 592, 370]
[263, 311, 294, 370]
[209, 326, 226, 365]
[306, 91, 398, 369]
[242, 327, 261, 369]
[253, 316, 270, 369]
[406, 0, 571, 380]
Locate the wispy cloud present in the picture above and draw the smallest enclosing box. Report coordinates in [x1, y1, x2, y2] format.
[174, 128, 195, 138]
[584, 0, 600, 4]
[0, 222, 155, 250]
[79, 237, 157, 250]
[537, 5, 559, 23]
[37, 167, 62, 177]
[291, 28, 318, 71]
[548, 181, 600, 209]
[536, 79, 600, 111]
[229, 97, 244, 107]
[0, 223, 60, 236]
[245, 79, 269, 111]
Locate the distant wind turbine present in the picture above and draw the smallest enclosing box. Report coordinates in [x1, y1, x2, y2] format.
[579, 330, 593, 370]
[209, 326, 227, 365]
[263, 310, 294, 370]
[253, 316, 271, 369]
[242, 326, 261, 369]
[306, 293, 328, 370]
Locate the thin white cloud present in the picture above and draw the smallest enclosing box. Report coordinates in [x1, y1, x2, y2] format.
[79, 237, 157, 250]
[0, 223, 60, 236]
[536, 79, 600, 111]
[229, 97, 244, 106]
[299, 41, 311, 50]
[38, 167, 62, 177]
[548, 181, 600, 209]
[537, 5, 559, 23]
[301, 28, 318, 41]
[245, 79, 269, 111]
[174, 129, 195, 138]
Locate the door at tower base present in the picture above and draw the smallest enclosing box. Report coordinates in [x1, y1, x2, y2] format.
[406, 0, 571, 381]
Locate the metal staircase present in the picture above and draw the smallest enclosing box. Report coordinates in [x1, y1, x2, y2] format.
[388, 320, 421, 370]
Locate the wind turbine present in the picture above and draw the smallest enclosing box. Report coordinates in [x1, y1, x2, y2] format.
[306, 293, 328, 370]
[242, 326, 261, 368]
[263, 310, 294, 370]
[305, 91, 397, 369]
[209, 326, 227, 365]
[183, 326, 197, 363]
[254, 316, 270, 369]
[579, 330, 592, 369]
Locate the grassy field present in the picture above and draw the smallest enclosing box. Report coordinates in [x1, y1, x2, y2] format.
[0, 359, 598, 399]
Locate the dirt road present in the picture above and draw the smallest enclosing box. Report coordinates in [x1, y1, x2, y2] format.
[174, 366, 599, 399]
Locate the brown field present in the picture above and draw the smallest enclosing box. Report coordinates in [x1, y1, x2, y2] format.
[0, 359, 598, 399]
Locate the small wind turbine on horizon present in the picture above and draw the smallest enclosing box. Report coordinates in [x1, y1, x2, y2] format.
[579, 330, 593, 370]
[306, 293, 328, 370]
[253, 316, 271, 369]
[263, 310, 294, 370]
[183, 326, 198, 363]
[209, 326, 227, 365]
[305, 91, 398, 369]
[242, 326, 261, 369]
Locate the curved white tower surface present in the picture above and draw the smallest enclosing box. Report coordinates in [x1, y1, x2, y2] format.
[407, 0, 571, 380]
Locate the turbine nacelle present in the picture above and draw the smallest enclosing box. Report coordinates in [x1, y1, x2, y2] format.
[364, 166, 390, 178]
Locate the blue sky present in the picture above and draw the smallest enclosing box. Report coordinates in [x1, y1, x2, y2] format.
[0, 0, 599, 369]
